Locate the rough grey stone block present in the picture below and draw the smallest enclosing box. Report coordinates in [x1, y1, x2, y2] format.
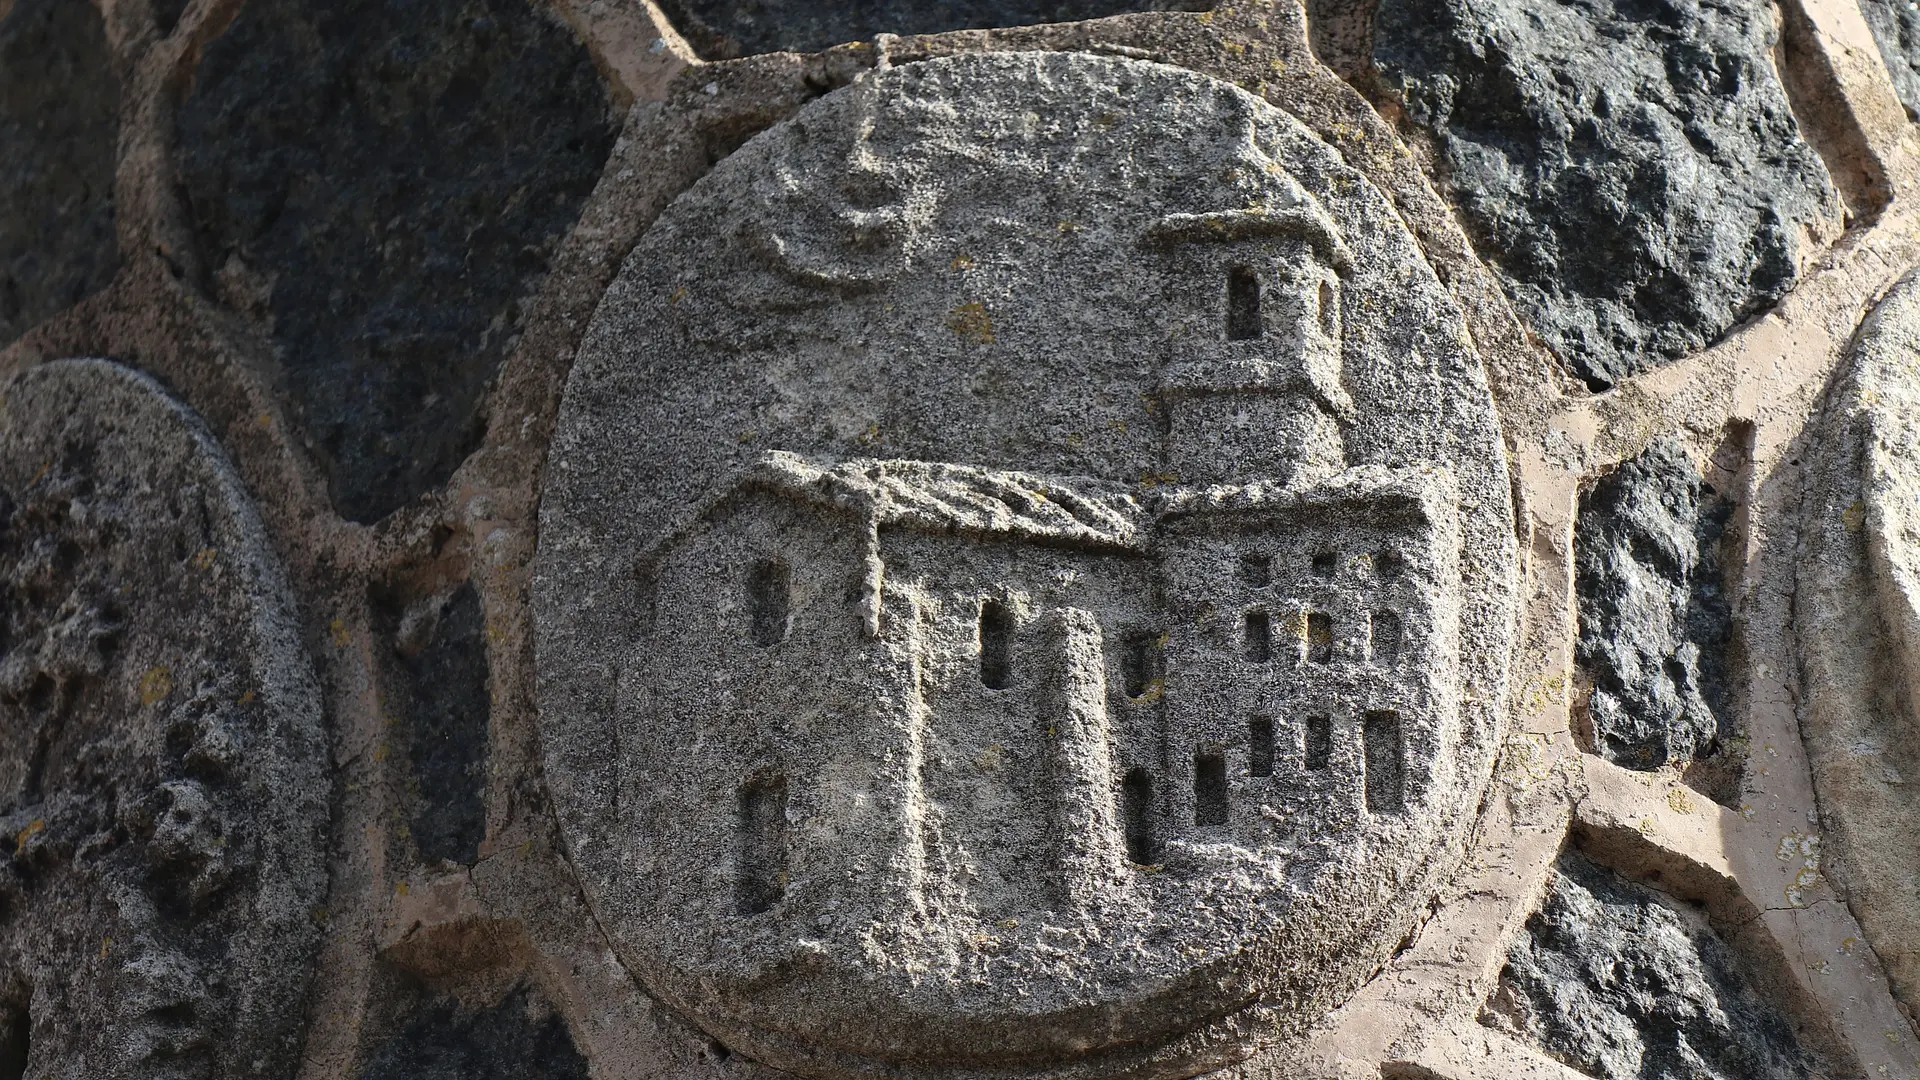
[1488, 852, 1822, 1080]
[177, 0, 617, 524]
[0, 0, 118, 350]
[360, 987, 588, 1080]
[1374, 0, 1840, 390]
[1575, 437, 1733, 771]
[0, 360, 327, 1079]
[376, 581, 491, 865]
[536, 50, 1517, 1079]
[661, 0, 1212, 57]
[1860, 0, 1920, 121]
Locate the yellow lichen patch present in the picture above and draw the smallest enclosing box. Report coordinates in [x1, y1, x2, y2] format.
[1844, 501, 1867, 532]
[1133, 678, 1167, 705]
[947, 302, 994, 345]
[329, 618, 352, 647]
[950, 255, 975, 271]
[191, 547, 217, 571]
[1667, 787, 1696, 814]
[1056, 221, 1082, 235]
[238, 690, 257, 706]
[668, 286, 689, 305]
[139, 666, 173, 706]
[14, 818, 44, 854]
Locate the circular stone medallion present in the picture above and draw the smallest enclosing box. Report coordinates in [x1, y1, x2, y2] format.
[0, 360, 327, 1077]
[537, 52, 1517, 1080]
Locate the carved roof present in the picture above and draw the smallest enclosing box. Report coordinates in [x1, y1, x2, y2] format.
[640, 454, 1458, 574]
[640, 452, 1151, 566]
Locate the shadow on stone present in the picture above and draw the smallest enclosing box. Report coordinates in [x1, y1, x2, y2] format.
[0, 0, 119, 349]
[360, 986, 587, 1080]
[378, 581, 490, 865]
[1486, 851, 1825, 1080]
[177, 0, 616, 523]
[659, 0, 1214, 57]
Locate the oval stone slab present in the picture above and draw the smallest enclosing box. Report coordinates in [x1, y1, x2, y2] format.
[0, 360, 327, 1077]
[537, 52, 1517, 1079]
[1799, 274, 1920, 1020]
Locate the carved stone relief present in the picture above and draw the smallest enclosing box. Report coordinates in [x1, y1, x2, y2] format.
[535, 51, 1517, 1078]
[1798, 272, 1920, 1016]
[0, 360, 327, 1078]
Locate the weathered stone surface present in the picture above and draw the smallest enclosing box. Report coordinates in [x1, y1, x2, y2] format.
[0, 0, 118, 349]
[1799, 271, 1920, 1015]
[1373, 0, 1841, 390]
[361, 986, 588, 1080]
[661, 0, 1211, 57]
[377, 581, 490, 865]
[1486, 852, 1821, 1079]
[1575, 438, 1734, 772]
[1861, 0, 1920, 121]
[176, 0, 617, 524]
[0, 360, 327, 1078]
[537, 50, 1517, 1078]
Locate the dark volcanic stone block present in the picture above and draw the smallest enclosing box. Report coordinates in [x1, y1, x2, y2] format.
[361, 987, 588, 1080]
[178, 0, 616, 523]
[1489, 853, 1819, 1080]
[379, 582, 490, 865]
[0, 0, 119, 348]
[1374, 0, 1838, 390]
[1575, 438, 1733, 770]
[1860, 0, 1920, 120]
[660, 0, 1212, 58]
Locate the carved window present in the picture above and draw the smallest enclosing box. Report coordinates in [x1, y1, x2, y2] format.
[1122, 768, 1156, 864]
[1226, 265, 1261, 341]
[736, 775, 788, 915]
[1194, 749, 1228, 826]
[747, 558, 791, 647]
[1122, 631, 1162, 699]
[1364, 711, 1403, 814]
[979, 598, 1013, 689]
[1248, 716, 1275, 777]
[1306, 611, 1334, 663]
[1304, 715, 1333, 771]
[1239, 551, 1272, 586]
[1244, 609, 1272, 662]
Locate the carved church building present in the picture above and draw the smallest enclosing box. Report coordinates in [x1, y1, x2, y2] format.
[636, 213, 1461, 923]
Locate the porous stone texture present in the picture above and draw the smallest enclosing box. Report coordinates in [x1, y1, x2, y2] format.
[376, 581, 491, 865]
[1799, 271, 1920, 1015]
[537, 50, 1517, 1079]
[361, 986, 589, 1080]
[0, 361, 327, 1078]
[1485, 852, 1822, 1080]
[1861, 0, 1920, 121]
[176, 0, 618, 524]
[1574, 438, 1734, 772]
[1373, 0, 1841, 390]
[660, 0, 1211, 57]
[0, 0, 118, 350]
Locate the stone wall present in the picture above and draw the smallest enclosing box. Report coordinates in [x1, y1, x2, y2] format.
[3, 0, 1920, 1077]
